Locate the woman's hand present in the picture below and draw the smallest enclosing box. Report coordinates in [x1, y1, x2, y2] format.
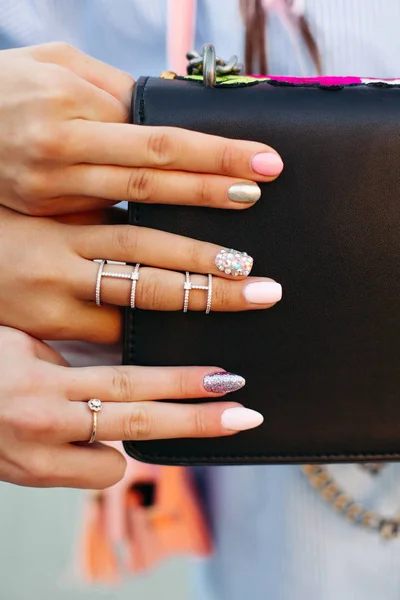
[0, 43, 283, 217]
[0, 206, 282, 343]
[0, 326, 263, 488]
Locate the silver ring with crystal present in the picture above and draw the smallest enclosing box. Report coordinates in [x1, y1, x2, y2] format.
[94, 260, 140, 309]
[183, 272, 213, 314]
[87, 398, 102, 444]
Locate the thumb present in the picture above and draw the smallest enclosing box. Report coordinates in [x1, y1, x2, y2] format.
[31, 338, 70, 367]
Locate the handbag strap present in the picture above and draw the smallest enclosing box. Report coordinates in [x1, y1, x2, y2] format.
[302, 465, 400, 540]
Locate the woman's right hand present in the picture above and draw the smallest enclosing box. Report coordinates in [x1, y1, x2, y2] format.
[0, 326, 263, 489]
[0, 43, 283, 217]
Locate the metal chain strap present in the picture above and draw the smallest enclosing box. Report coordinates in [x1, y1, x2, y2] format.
[160, 45, 242, 85]
[358, 463, 386, 476]
[302, 465, 400, 540]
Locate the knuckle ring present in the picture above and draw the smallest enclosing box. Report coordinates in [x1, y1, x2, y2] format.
[87, 398, 102, 444]
[183, 272, 213, 314]
[94, 260, 140, 309]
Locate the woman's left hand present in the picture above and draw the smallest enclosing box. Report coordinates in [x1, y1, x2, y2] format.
[0, 205, 282, 343]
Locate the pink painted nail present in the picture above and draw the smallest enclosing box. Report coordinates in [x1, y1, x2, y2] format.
[244, 281, 282, 304]
[251, 153, 284, 177]
[221, 407, 264, 431]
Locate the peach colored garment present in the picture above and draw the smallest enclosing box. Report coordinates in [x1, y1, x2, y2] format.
[79, 443, 212, 583]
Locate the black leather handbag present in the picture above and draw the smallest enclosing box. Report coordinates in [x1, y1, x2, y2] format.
[123, 52, 400, 466]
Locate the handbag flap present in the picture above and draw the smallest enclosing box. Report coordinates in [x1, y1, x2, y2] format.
[123, 76, 400, 465]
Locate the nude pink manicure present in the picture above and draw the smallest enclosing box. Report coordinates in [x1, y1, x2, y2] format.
[244, 281, 282, 304]
[251, 153, 284, 177]
[221, 407, 264, 432]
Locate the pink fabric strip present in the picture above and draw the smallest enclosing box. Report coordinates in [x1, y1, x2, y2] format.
[252, 75, 363, 84]
[167, 0, 196, 75]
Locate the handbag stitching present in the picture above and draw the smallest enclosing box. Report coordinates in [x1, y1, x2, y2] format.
[124, 76, 400, 464]
[123, 445, 400, 463]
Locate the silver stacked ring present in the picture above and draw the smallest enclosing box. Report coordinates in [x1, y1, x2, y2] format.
[129, 263, 140, 309]
[183, 272, 213, 314]
[94, 260, 141, 309]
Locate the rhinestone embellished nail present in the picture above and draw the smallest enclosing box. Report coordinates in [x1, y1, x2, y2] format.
[214, 248, 254, 277]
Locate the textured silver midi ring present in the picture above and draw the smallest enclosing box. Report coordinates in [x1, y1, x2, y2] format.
[87, 398, 102, 444]
[183, 272, 213, 314]
[94, 260, 140, 309]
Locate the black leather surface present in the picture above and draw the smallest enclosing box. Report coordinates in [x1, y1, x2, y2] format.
[123, 76, 400, 465]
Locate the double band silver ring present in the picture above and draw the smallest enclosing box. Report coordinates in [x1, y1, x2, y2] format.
[94, 260, 140, 309]
[94, 261, 213, 314]
[183, 272, 213, 314]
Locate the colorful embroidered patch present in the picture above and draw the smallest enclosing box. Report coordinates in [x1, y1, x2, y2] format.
[183, 74, 400, 88]
[184, 74, 264, 85]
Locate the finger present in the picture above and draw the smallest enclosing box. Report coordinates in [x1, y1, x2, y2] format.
[68, 76, 127, 123]
[49, 70, 127, 123]
[78, 263, 283, 312]
[74, 225, 254, 282]
[30, 339, 70, 366]
[64, 121, 284, 181]
[52, 443, 126, 489]
[30, 42, 134, 109]
[71, 302, 121, 344]
[54, 205, 116, 225]
[40, 298, 121, 344]
[66, 399, 261, 443]
[51, 196, 114, 214]
[55, 164, 262, 209]
[0, 327, 68, 366]
[36, 196, 114, 217]
[64, 365, 245, 402]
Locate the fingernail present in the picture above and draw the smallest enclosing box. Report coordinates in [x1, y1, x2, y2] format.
[221, 407, 264, 431]
[228, 182, 261, 204]
[244, 281, 282, 304]
[215, 248, 254, 277]
[204, 371, 246, 394]
[251, 153, 284, 177]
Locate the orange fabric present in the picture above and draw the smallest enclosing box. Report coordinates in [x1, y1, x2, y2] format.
[80, 494, 120, 583]
[78, 443, 212, 583]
